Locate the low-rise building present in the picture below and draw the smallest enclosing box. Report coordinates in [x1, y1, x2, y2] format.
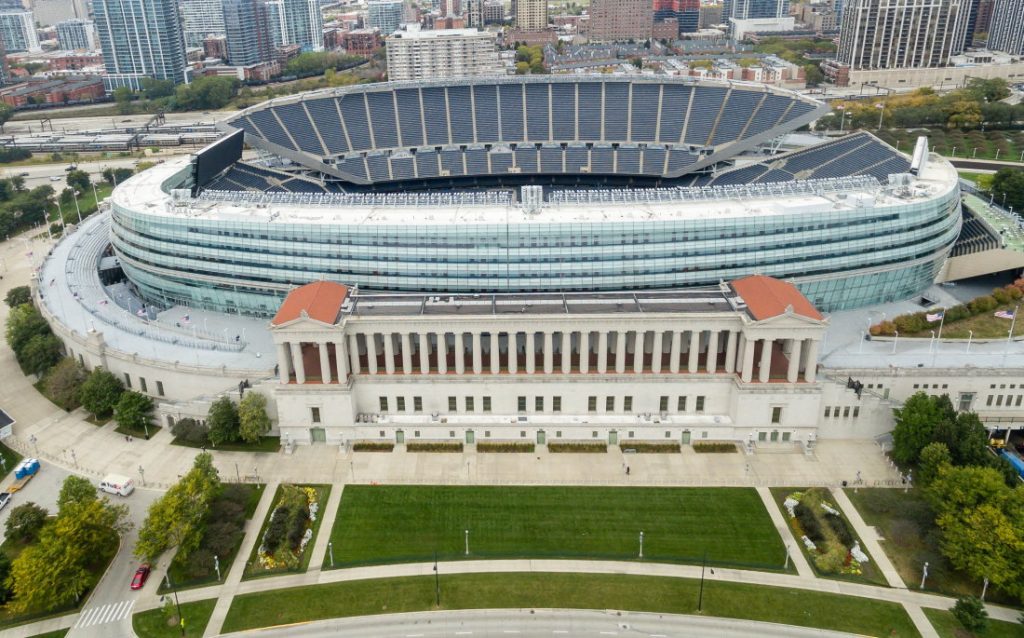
[0, 76, 104, 108]
[342, 28, 382, 57]
[386, 25, 500, 81]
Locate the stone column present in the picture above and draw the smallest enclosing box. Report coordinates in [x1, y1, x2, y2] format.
[277, 342, 290, 383]
[366, 334, 378, 374]
[419, 333, 430, 374]
[290, 342, 306, 384]
[597, 331, 608, 374]
[319, 341, 332, 383]
[383, 332, 396, 375]
[455, 332, 466, 375]
[669, 331, 681, 373]
[490, 332, 501, 374]
[736, 334, 747, 374]
[335, 339, 348, 379]
[687, 330, 700, 374]
[615, 331, 627, 374]
[724, 331, 737, 374]
[437, 332, 448, 374]
[543, 331, 553, 374]
[651, 331, 663, 373]
[706, 330, 719, 374]
[804, 339, 820, 383]
[401, 333, 413, 375]
[348, 333, 361, 375]
[561, 331, 572, 373]
[472, 332, 482, 374]
[787, 338, 802, 384]
[508, 332, 518, 374]
[525, 332, 536, 374]
[741, 337, 755, 383]
[579, 331, 589, 374]
[633, 330, 644, 374]
[759, 338, 773, 384]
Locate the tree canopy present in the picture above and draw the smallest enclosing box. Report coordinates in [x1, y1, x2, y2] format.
[238, 392, 271, 443]
[114, 390, 154, 435]
[207, 396, 240, 446]
[135, 453, 221, 562]
[991, 167, 1024, 213]
[78, 368, 124, 419]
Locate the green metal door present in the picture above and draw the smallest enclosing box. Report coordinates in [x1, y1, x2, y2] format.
[609, 430, 618, 445]
[309, 427, 326, 443]
[466, 430, 475, 444]
[770, 430, 779, 442]
[396, 429, 405, 444]
[537, 430, 546, 445]
[681, 430, 691, 445]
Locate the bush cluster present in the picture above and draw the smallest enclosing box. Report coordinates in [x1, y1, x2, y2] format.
[352, 441, 394, 452]
[826, 513, 854, 547]
[406, 441, 464, 453]
[794, 502, 824, 542]
[262, 486, 310, 556]
[871, 280, 1024, 336]
[175, 484, 254, 581]
[476, 442, 535, 453]
[171, 418, 209, 446]
[692, 442, 737, 453]
[548, 442, 607, 453]
[621, 441, 681, 453]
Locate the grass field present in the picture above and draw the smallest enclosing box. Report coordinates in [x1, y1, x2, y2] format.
[877, 129, 1024, 163]
[25, 630, 69, 638]
[222, 572, 919, 637]
[132, 599, 216, 638]
[326, 486, 787, 569]
[923, 608, 1023, 638]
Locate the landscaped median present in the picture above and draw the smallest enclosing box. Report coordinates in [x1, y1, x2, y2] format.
[220, 572, 921, 637]
[244, 483, 330, 579]
[132, 598, 216, 638]
[324, 486, 790, 570]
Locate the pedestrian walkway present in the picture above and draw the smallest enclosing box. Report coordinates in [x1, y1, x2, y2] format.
[756, 486, 814, 577]
[831, 487, 906, 589]
[903, 602, 940, 638]
[307, 484, 344, 571]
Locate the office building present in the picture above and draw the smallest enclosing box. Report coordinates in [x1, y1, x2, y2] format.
[989, 0, 1024, 55]
[722, 0, 789, 20]
[56, 18, 96, 51]
[0, 10, 40, 52]
[224, 0, 275, 66]
[180, 0, 226, 48]
[280, 0, 323, 51]
[654, 0, 700, 35]
[836, 0, 971, 70]
[93, 0, 188, 90]
[588, 0, 652, 40]
[368, 0, 404, 36]
[385, 26, 499, 80]
[515, 0, 546, 31]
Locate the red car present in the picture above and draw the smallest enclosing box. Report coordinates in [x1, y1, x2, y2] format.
[130, 564, 150, 590]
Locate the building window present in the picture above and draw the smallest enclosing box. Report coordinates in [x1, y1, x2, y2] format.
[552, 396, 562, 412]
[701, 431, 708, 439]
[665, 431, 671, 438]
[623, 396, 633, 412]
[628, 431, 635, 438]
[853, 406, 860, 418]
[379, 430, 385, 437]
[483, 396, 492, 412]
[588, 396, 597, 412]
[139, 377, 147, 393]
[466, 396, 475, 412]
[758, 431, 767, 441]
[987, 395, 994, 406]
[997, 395, 1004, 407]
[677, 396, 687, 411]
[520, 431, 526, 438]
[156, 381, 164, 397]
[695, 396, 705, 412]
[535, 396, 544, 412]
[843, 406, 851, 417]
[485, 431, 491, 438]
[556, 431, 562, 438]
[450, 431, 455, 438]
[771, 407, 782, 424]
[824, 406, 831, 417]
[1017, 395, 1023, 407]
[782, 432, 791, 442]
[414, 430, 420, 437]
[659, 396, 669, 412]
[449, 396, 457, 411]
[396, 396, 406, 412]
[592, 431, 598, 438]
[311, 407, 321, 423]
[913, 384, 919, 389]
[123, 373, 132, 388]
[605, 396, 615, 411]
[414, 396, 423, 412]
[379, 397, 388, 412]
[518, 396, 527, 412]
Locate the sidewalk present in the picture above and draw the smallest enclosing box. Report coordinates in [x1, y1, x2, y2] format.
[831, 487, 906, 589]
[756, 486, 814, 577]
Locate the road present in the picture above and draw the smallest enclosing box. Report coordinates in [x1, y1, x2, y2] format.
[0, 156, 164, 190]
[222, 609, 864, 638]
[0, 458, 74, 540]
[5, 110, 237, 136]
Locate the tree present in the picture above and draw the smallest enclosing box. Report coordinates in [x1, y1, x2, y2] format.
[0, 553, 11, 604]
[891, 392, 956, 466]
[917, 442, 952, 488]
[65, 169, 90, 194]
[135, 453, 220, 562]
[207, 396, 240, 446]
[4, 502, 48, 543]
[991, 167, 1024, 213]
[115, 390, 154, 436]
[140, 78, 175, 100]
[78, 368, 124, 419]
[57, 475, 97, 514]
[113, 86, 134, 115]
[0, 103, 12, 131]
[43, 358, 87, 411]
[4, 285, 30, 307]
[171, 417, 209, 446]
[5, 303, 50, 356]
[102, 167, 134, 185]
[19, 333, 63, 377]
[952, 596, 988, 633]
[238, 392, 271, 443]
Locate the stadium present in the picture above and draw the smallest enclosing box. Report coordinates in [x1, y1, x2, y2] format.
[103, 76, 961, 317]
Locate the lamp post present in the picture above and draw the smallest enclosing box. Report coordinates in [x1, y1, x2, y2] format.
[784, 544, 791, 570]
[29, 434, 37, 455]
[138, 465, 145, 486]
[891, 330, 899, 354]
[464, 529, 469, 556]
[951, 146, 957, 158]
[966, 330, 973, 354]
[697, 551, 710, 612]
[433, 551, 441, 607]
[981, 577, 989, 601]
[328, 541, 334, 568]
[164, 573, 185, 637]
[920, 561, 929, 589]
[638, 531, 644, 559]
[973, 147, 979, 158]
[214, 554, 221, 582]
[70, 449, 77, 467]
[876, 103, 885, 130]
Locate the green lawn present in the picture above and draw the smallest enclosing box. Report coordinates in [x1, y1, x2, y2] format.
[243, 484, 330, 580]
[769, 487, 888, 586]
[0, 441, 23, 481]
[113, 422, 161, 439]
[223, 572, 919, 637]
[924, 608, 1023, 638]
[132, 598, 217, 638]
[25, 630, 69, 638]
[326, 486, 787, 570]
[171, 436, 280, 453]
[844, 489, 1021, 607]
[877, 129, 1024, 163]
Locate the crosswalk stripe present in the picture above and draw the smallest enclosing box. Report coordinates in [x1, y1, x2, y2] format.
[101, 602, 119, 624]
[76, 600, 136, 627]
[73, 607, 95, 628]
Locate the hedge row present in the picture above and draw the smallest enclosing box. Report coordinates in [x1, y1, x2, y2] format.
[870, 279, 1024, 336]
[548, 442, 607, 453]
[352, 441, 394, 452]
[693, 442, 737, 453]
[621, 441, 681, 453]
[476, 441, 536, 453]
[406, 441, 464, 453]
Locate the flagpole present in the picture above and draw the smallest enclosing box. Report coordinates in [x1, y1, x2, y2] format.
[937, 310, 945, 341]
[1009, 305, 1019, 344]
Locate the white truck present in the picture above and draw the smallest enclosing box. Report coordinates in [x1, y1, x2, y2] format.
[98, 474, 135, 496]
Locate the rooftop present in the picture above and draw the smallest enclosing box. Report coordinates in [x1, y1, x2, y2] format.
[731, 275, 823, 322]
[272, 281, 349, 326]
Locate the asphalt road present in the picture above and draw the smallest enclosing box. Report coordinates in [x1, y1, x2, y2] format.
[6, 110, 237, 136]
[222, 609, 863, 638]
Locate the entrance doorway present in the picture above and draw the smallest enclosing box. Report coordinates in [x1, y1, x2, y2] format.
[681, 430, 691, 445]
[537, 430, 546, 445]
[609, 430, 618, 445]
[466, 430, 475, 444]
[309, 427, 326, 444]
[396, 429, 405, 444]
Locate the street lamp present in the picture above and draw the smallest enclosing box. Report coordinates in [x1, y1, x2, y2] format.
[920, 561, 929, 589]
[697, 551, 712, 612]
[973, 147, 979, 158]
[464, 529, 469, 556]
[433, 551, 441, 607]
[891, 330, 899, 354]
[638, 531, 644, 559]
[966, 330, 973, 354]
[214, 554, 221, 581]
[784, 544, 791, 570]
[70, 449, 77, 467]
[328, 541, 334, 568]
[163, 573, 185, 637]
[139, 465, 146, 486]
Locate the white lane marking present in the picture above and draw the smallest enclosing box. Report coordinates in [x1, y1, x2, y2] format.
[120, 600, 136, 620]
[553, 632, 569, 635]
[455, 633, 473, 635]
[600, 633, 618, 636]
[74, 607, 97, 627]
[406, 634, 424, 637]
[650, 634, 668, 637]
[503, 632, 521, 635]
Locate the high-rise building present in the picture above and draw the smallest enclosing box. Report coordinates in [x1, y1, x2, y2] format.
[837, 0, 971, 70]
[0, 10, 40, 52]
[989, 0, 1024, 54]
[224, 0, 275, 65]
[515, 0, 546, 30]
[368, 0, 404, 36]
[56, 18, 96, 50]
[971, 0, 995, 36]
[280, 0, 323, 51]
[180, 0, 226, 48]
[722, 0, 789, 20]
[93, 0, 188, 90]
[588, 0, 652, 40]
[386, 25, 499, 80]
[654, 0, 700, 35]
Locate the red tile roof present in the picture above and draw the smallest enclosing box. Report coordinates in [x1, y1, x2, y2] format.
[271, 281, 349, 326]
[731, 275, 823, 322]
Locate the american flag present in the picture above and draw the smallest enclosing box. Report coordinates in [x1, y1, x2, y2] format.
[98, 299, 108, 306]
[995, 310, 1015, 320]
[926, 311, 943, 322]
[182, 314, 190, 324]
[136, 308, 146, 317]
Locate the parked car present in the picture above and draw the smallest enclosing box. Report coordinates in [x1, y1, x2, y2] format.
[17, 172, 28, 177]
[0, 492, 10, 511]
[130, 564, 150, 590]
[49, 175, 62, 182]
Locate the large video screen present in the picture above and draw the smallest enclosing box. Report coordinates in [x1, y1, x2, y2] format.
[192, 129, 244, 195]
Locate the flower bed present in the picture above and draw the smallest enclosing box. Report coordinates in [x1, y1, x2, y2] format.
[548, 442, 607, 453]
[406, 441, 464, 453]
[476, 441, 535, 453]
[620, 441, 680, 453]
[352, 441, 394, 452]
[784, 488, 870, 578]
[247, 484, 327, 577]
[693, 442, 737, 453]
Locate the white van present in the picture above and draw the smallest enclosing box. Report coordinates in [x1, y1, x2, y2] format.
[98, 474, 135, 497]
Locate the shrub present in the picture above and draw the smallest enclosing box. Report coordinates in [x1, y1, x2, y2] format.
[826, 513, 854, 547]
[263, 506, 291, 555]
[548, 442, 607, 453]
[287, 507, 310, 550]
[43, 358, 86, 411]
[968, 295, 998, 314]
[692, 442, 737, 453]
[952, 596, 988, 632]
[406, 441, 463, 452]
[992, 287, 1012, 304]
[4, 502, 48, 544]
[172, 417, 209, 446]
[179, 548, 215, 580]
[620, 441, 681, 453]
[814, 547, 847, 574]
[352, 441, 394, 452]
[4, 286, 30, 308]
[795, 502, 824, 542]
[476, 441, 535, 453]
